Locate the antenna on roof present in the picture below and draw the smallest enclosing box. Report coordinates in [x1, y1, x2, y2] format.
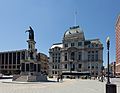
[74, 11, 77, 26]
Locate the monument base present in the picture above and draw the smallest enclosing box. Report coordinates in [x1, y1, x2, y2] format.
[13, 74, 48, 82]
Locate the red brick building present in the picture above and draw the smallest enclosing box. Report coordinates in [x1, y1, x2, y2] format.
[116, 15, 120, 76]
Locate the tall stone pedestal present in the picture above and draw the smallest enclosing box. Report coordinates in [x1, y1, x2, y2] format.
[13, 60, 48, 82]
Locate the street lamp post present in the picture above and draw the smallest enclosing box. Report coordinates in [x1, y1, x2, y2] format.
[106, 36, 110, 84]
[106, 36, 116, 93]
[113, 62, 116, 77]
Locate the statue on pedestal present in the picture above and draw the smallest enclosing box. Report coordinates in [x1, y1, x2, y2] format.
[26, 26, 34, 40]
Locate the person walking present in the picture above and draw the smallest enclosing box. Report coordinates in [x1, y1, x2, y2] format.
[57, 75, 60, 82]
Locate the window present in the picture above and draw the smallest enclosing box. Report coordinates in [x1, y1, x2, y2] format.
[21, 51, 25, 60]
[91, 55, 94, 61]
[55, 65, 57, 69]
[2, 54, 4, 64]
[13, 65, 16, 69]
[58, 59, 60, 63]
[78, 42, 82, 46]
[55, 71, 57, 74]
[30, 63, 34, 72]
[34, 64, 36, 71]
[55, 60, 57, 62]
[5, 53, 8, 64]
[29, 44, 30, 49]
[92, 72, 94, 75]
[78, 52, 82, 60]
[52, 71, 54, 74]
[52, 65, 54, 69]
[21, 63, 25, 71]
[17, 52, 20, 64]
[96, 51, 98, 53]
[65, 64, 67, 69]
[26, 64, 29, 71]
[1, 66, 4, 68]
[92, 51, 94, 53]
[64, 43, 68, 47]
[71, 43, 75, 47]
[92, 66, 94, 69]
[64, 53, 67, 61]
[95, 54, 98, 61]
[9, 53, 12, 64]
[38, 64, 41, 72]
[72, 64, 75, 71]
[95, 51, 98, 61]
[88, 55, 90, 61]
[13, 53, 16, 64]
[88, 66, 90, 68]
[78, 64, 82, 68]
[96, 44, 98, 47]
[71, 52, 75, 60]
[58, 64, 60, 69]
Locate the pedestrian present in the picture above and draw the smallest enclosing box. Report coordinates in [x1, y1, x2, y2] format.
[89, 76, 91, 80]
[57, 75, 60, 82]
[78, 75, 80, 79]
[60, 75, 63, 81]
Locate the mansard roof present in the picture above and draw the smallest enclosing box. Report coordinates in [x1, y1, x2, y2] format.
[50, 43, 63, 49]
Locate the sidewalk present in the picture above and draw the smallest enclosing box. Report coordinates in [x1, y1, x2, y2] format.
[0, 78, 119, 93]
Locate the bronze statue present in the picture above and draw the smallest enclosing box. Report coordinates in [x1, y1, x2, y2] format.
[26, 26, 34, 40]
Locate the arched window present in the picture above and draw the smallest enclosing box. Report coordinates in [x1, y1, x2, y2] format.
[64, 53, 67, 61]
[71, 52, 75, 60]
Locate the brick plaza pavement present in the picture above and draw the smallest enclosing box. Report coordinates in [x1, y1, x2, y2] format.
[0, 78, 119, 93]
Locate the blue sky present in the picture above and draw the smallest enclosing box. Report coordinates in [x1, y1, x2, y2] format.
[0, 0, 120, 66]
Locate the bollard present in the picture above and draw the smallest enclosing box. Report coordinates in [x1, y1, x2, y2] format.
[106, 84, 117, 93]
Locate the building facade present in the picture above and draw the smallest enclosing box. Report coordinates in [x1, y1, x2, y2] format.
[38, 53, 49, 74]
[116, 14, 120, 76]
[49, 44, 62, 77]
[49, 26, 103, 77]
[0, 49, 27, 74]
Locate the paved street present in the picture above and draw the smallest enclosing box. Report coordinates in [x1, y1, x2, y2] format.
[0, 78, 119, 93]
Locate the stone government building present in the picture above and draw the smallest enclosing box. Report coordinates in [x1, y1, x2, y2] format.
[49, 26, 103, 77]
[0, 27, 48, 75]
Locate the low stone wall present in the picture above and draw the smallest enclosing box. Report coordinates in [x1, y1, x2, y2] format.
[12, 75, 20, 81]
[13, 74, 48, 82]
[28, 75, 48, 82]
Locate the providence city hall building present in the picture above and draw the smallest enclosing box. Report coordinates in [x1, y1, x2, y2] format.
[49, 25, 103, 77]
